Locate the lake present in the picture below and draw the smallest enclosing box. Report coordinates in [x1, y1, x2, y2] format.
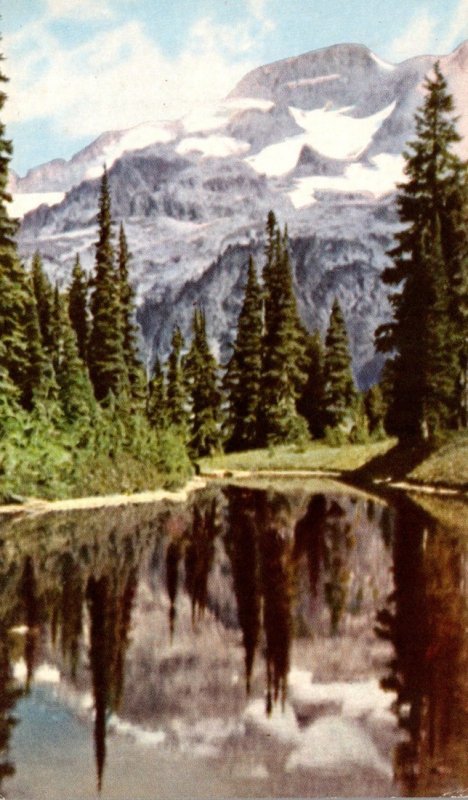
[0, 479, 466, 799]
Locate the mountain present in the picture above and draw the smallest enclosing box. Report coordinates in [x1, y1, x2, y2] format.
[14, 42, 468, 386]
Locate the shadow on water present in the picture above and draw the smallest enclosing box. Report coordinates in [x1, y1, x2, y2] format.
[0, 484, 465, 797]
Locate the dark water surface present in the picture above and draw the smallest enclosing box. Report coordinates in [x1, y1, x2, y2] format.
[0, 480, 466, 799]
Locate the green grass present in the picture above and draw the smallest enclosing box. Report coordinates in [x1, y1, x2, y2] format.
[409, 430, 468, 489]
[200, 432, 468, 492]
[199, 438, 397, 474]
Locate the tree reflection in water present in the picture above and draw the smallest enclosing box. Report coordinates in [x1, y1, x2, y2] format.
[224, 487, 261, 695]
[86, 564, 138, 791]
[376, 497, 468, 796]
[0, 488, 464, 798]
[0, 623, 22, 792]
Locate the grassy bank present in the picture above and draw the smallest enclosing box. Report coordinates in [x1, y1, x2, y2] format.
[200, 432, 468, 492]
[199, 439, 396, 474]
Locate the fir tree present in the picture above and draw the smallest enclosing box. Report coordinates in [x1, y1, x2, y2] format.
[224, 256, 263, 451]
[68, 255, 88, 363]
[376, 63, 468, 439]
[166, 325, 188, 429]
[87, 168, 126, 403]
[364, 383, 386, 437]
[297, 330, 326, 439]
[185, 308, 221, 457]
[54, 291, 95, 424]
[260, 215, 307, 444]
[31, 251, 55, 353]
[0, 55, 36, 404]
[323, 299, 356, 430]
[147, 357, 167, 430]
[22, 283, 58, 411]
[117, 224, 145, 402]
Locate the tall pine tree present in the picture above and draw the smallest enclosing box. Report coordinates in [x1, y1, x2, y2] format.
[323, 299, 356, 430]
[224, 256, 263, 451]
[260, 214, 307, 444]
[376, 63, 468, 439]
[68, 254, 88, 363]
[31, 251, 55, 354]
[0, 54, 38, 406]
[147, 357, 167, 430]
[53, 291, 95, 425]
[117, 224, 145, 403]
[166, 325, 188, 429]
[185, 308, 222, 457]
[297, 330, 326, 439]
[87, 168, 126, 403]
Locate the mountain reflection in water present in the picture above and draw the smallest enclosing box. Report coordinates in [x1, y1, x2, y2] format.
[0, 483, 465, 799]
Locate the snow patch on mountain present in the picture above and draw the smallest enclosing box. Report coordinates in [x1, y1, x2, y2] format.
[9, 192, 65, 218]
[289, 102, 397, 160]
[370, 53, 396, 72]
[247, 102, 397, 176]
[286, 74, 341, 88]
[289, 153, 406, 207]
[84, 121, 177, 179]
[176, 135, 250, 158]
[223, 97, 275, 112]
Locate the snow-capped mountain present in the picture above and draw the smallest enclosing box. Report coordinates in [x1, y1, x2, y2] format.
[13, 41, 468, 385]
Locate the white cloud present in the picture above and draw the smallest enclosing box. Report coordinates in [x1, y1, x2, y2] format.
[190, 16, 256, 56]
[387, 10, 437, 61]
[246, 0, 276, 33]
[46, 0, 114, 20]
[387, 0, 468, 62]
[437, 0, 468, 51]
[3, 16, 255, 138]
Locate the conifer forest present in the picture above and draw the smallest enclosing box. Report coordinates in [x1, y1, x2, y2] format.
[0, 54, 466, 499]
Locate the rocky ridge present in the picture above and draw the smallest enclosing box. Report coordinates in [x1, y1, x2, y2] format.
[13, 41, 468, 385]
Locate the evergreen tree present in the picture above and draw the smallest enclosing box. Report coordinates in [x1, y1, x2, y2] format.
[323, 299, 356, 430]
[166, 325, 188, 428]
[260, 214, 307, 444]
[22, 283, 58, 411]
[297, 330, 326, 439]
[68, 254, 88, 363]
[0, 55, 36, 404]
[147, 357, 167, 430]
[364, 383, 386, 437]
[224, 256, 263, 451]
[376, 63, 468, 439]
[54, 291, 95, 424]
[185, 308, 222, 457]
[117, 224, 145, 402]
[31, 251, 55, 353]
[87, 168, 126, 403]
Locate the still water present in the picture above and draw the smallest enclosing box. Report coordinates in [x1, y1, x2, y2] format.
[0, 480, 466, 799]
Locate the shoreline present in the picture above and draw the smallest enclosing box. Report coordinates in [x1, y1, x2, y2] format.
[201, 468, 466, 497]
[1, 469, 465, 519]
[0, 476, 207, 517]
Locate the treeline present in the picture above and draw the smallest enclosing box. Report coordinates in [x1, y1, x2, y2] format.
[0, 53, 192, 498]
[149, 65, 468, 454]
[149, 209, 373, 456]
[1, 55, 467, 498]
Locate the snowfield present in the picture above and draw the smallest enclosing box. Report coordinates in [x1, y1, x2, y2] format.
[176, 135, 251, 158]
[9, 192, 65, 217]
[288, 153, 406, 207]
[246, 102, 397, 176]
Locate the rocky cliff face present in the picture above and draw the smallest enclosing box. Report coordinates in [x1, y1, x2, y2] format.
[14, 42, 468, 385]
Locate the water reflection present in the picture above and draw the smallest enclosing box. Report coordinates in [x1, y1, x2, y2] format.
[376, 496, 468, 796]
[0, 485, 465, 798]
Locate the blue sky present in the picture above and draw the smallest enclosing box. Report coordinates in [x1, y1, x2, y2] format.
[2, 0, 468, 175]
